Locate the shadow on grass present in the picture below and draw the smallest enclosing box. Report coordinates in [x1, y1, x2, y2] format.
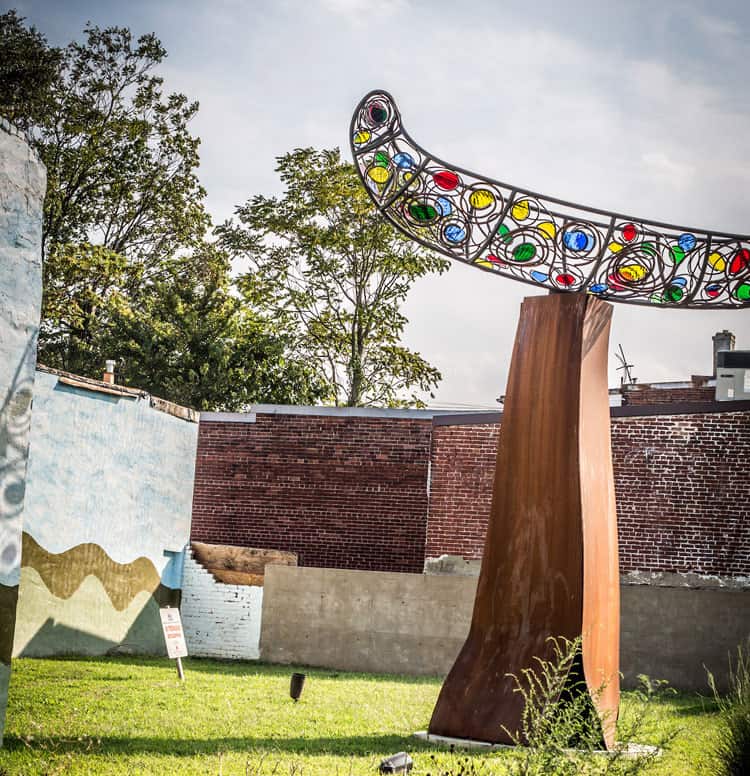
[2, 733, 437, 758]
[18, 655, 442, 684]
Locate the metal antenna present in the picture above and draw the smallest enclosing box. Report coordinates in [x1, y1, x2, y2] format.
[615, 344, 636, 386]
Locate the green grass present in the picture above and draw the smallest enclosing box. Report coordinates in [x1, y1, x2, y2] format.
[0, 657, 722, 775]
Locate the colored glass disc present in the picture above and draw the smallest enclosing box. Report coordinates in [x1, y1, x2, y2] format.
[678, 233, 697, 251]
[730, 249, 750, 275]
[409, 202, 438, 222]
[511, 200, 530, 221]
[618, 264, 648, 283]
[512, 243, 536, 262]
[368, 166, 390, 184]
[538, 221, 556, 239]
[368, 102, 388, 124]
[444, 224, 466, 243]
[563, 230, 590, 252]
[469, 189, 495, 209]
[393, 152, 414, 168]
[433, 170, 459, 190]
[671, 246, 686, 264]
[734, 281, 750, 301]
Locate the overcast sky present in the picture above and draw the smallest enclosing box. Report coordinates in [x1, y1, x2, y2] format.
[9, 0, 750, 408]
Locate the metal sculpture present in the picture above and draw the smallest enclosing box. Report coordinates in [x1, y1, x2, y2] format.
[349, 89, 749, 751]
[350, 90, 750, 309]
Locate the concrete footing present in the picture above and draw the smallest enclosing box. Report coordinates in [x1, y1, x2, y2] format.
[413, 732, 661, 759]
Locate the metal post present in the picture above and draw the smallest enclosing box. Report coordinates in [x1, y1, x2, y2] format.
[176, 656, 184, 681]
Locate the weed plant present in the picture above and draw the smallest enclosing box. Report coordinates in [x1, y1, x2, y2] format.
[708, 640, 750, 776]
[500, 637, 674, 776]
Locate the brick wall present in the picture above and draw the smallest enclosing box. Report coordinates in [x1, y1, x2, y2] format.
[425, 423, 498, 560]
[622, 386, 715, 405]
[613, 409, 750, 575]
[191, 413, 432, 573]
[180, 549, 263, 660]
[192, 406, 750, 578]
[425, 408, 750, 576]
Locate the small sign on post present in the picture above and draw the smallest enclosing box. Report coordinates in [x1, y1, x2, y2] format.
[159, 607, 188, 680]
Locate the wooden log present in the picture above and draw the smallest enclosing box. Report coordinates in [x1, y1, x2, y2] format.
[427, 292, 619, 748]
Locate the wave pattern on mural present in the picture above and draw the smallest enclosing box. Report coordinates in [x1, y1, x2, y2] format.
[20, 532, 177, 611]
[350, 90, 750, 309]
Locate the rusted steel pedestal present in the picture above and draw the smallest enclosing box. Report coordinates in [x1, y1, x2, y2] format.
[428, 292, 620, 749]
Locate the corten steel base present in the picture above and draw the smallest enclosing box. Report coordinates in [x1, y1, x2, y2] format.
[428, 292, 620, 749]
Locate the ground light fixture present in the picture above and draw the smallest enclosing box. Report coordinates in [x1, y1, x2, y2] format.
[289, 672, 306, 701]
[379, 752, 413, 774]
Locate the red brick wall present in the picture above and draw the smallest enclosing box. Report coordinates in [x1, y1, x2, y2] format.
[613, 410, 750, 575]
[622, 386, 715, 405]
[425, 424, 498, 560]
[191, 414, 432, 573]
[425, 409, 750, 576]
[192, 407, 750, 577]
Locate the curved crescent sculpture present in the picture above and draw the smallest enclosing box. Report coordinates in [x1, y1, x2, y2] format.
[350, 89, 747, 751]
[350, 89, 750, 309]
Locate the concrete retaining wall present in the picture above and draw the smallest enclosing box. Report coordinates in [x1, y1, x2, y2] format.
[260, 566, 476, 676]
[260, 566, 749, 690]
[621, 583, 750, 691]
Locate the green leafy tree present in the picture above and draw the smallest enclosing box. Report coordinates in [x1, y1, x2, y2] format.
[2, 13, 323, 409]
[110, 247, 326, 410]
[29, 23, 208, 263]
[218, 147, 450, 407]
[40, 242, 324, 410]
[0, 10, 61, 132]
[40, 242, 143, 374]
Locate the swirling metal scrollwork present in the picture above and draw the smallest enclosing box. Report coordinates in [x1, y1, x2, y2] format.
[350, 90, 750, 309]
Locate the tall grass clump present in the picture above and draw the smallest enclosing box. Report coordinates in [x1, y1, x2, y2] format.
[501, 637, 671, 776]
[708, 640, 750, 776]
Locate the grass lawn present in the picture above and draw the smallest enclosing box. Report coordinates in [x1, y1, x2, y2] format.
[0, 657, 722, 775]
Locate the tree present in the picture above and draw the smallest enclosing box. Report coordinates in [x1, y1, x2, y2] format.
[1, 13, 324, 409]
[41, 242, 325, 410]
[2, 13, 210, 262]
[0, 10, 61, 132]
[109, 247, 326, 410]
[40, 241, 143, 374]
[218, 148, 450, 407]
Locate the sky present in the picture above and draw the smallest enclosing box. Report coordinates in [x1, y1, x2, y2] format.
[8, 0, 750, 409]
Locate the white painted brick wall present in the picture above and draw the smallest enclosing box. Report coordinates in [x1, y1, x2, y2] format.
[180, 550, 263, 659]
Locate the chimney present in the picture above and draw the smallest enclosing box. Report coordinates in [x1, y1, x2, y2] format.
[712, 330, 735, 376]
[103, 359, 116, 384]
